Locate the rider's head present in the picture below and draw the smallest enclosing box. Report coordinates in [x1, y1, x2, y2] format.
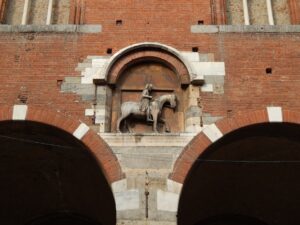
[146, 83, 153, 91]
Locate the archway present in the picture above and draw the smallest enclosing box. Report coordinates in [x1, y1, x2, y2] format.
[177, 122, 300, 225]
[0, 120, 116, 225]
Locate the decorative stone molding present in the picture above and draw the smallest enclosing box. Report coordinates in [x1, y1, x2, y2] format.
[0, 24, 102, 33]
[191, 25, 300, 33]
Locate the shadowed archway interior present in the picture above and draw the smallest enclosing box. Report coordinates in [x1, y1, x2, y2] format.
[0, 121, 115, 225]
[178, 123, 300, 225]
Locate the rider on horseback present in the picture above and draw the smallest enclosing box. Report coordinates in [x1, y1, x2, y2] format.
[140, 83, 153, 122]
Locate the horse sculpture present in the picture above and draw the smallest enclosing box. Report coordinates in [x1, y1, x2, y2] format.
[117, 94, 177, 133]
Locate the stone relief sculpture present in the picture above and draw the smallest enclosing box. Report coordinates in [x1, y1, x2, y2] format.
[117, 83, 177, 133]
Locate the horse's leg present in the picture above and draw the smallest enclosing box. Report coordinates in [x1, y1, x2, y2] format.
[116, 116, 124, 133]
[117, 112, 129, 133]
[158, 118, 170, 133]
[151, 110, 159, 133]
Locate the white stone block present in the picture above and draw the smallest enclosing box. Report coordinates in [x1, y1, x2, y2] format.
[185, 125, 202, 133]
[167, 179, 183, 194]
[192, 62, 225, 76]
[73, 123, 90, 140]
[81, 77, 93, 84]
[201, 84, 214, 92]
[112, 179, 127, 192]
[92, 58, 109, 67]
[267, 106, 282, 122]
[13, 105, 28, 120]
[203, 123, 223, 142]
[85, 109, 94, 116]
[157, 190, 179, 212]
[114, 189, 140, 211]
[181, 51, 200, 62]
[95, 109, 106, 116]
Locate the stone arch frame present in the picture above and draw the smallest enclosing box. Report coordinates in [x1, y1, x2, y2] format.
[169, 107, 300, 183]
[97, 42, 196, 84]
[104, 42, 201, 133]
[107, 50, 190, 85]
[0, 104, 124, 184]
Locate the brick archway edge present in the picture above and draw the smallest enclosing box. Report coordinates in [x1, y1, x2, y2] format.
[170, 107, 300, 184]
[0, 104, 124, 184]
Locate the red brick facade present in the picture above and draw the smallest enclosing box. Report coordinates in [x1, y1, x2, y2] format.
[0, 0, 299, 187]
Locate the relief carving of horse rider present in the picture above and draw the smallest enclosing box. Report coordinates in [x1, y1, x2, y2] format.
[140, 83, 153, 122]
[117, 83, 177, 133]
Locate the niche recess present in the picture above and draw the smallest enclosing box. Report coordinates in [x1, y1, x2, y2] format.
[107, 49, 191, 133]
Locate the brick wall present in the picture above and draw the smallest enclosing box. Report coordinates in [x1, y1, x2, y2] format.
[0, 31, 299, 126]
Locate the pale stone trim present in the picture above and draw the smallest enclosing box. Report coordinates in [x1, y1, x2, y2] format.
[266, 0, 275, 25]
[114, 189, 140, 211]
[157, 190, 179, 212]
[243, 0, 250, 25]
[202, 124, 223, 143]
[100, 133, 196, 147]
[13, 105, 28, 120]
[191, 62, 225, 76]
[21, 0, 30, 25]
[46, 0, 53, 25]
[73, 123, 90, 140]
[267, 106, 283, 122]
[85, 109, 94, 116]
[112, 179, 127, 193]
[167, 179, 183, 194]
[201, 84, 214, 92]
[191, 25, 300, 33]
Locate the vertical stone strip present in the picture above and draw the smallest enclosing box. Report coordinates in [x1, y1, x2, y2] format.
[46, 0, 53, 25]
[13, 105, 28, 120]
[266, 0, 274, 25]
[243, 0, 250, 25]
[21, 0, 30, 25]
[267, 107, 283, 122]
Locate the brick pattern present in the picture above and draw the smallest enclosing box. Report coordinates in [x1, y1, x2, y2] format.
[170, 108, 300, 184]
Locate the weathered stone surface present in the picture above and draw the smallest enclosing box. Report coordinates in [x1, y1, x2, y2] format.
[0, 25, 102, 33]
[191, 25, 300, 33]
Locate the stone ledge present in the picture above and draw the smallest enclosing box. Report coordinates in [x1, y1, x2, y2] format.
[100, 133, 196, 147]
[0, 24, 102, 33]
[191, 25, 300, 33]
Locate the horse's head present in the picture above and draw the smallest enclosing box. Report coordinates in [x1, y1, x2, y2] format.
[169, 94, 177, 109]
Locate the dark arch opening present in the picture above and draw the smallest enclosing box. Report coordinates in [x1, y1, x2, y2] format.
[178, 123, 300, 225]
[0, 121, 116, 225]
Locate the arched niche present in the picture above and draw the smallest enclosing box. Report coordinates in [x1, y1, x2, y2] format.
[0, 121, 116, 225]
[108, 49, 191, 133]
[177, 122, 300, 225]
